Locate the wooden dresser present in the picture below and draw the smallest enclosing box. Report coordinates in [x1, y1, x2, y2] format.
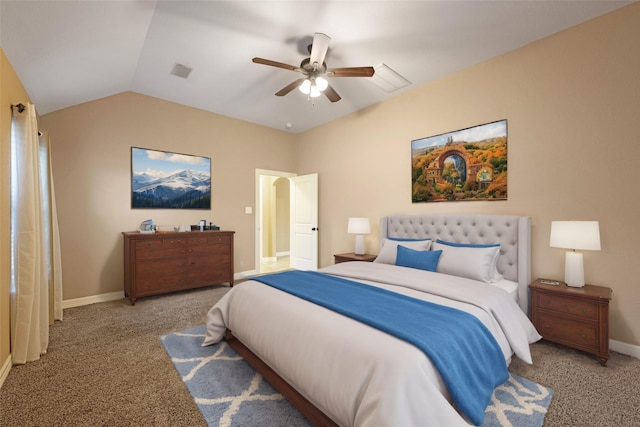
[122, 230, 234, 305]
[529, 278, 612, 366]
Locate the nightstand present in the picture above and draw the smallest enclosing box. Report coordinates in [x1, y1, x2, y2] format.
[529, 278, 612, 366]
[334, 252, 377, 264]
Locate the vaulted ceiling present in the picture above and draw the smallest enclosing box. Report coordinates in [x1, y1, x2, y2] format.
[1, 1, 632, 133]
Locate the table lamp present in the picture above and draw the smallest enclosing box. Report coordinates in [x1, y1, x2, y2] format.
[348, 217, 371, 255]
[549, 221, 601, 287]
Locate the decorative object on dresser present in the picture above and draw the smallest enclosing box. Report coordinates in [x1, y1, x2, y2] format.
[529, 278, 612, 366]
[347, 217, 371, 255]
[122, 230, 234, 305]
[333, 252, 376, 264]
[549, 220, 601, 287]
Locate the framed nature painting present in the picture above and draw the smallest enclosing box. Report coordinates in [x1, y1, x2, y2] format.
[131, 147, 211, 209]
[411, 120, 507, 203]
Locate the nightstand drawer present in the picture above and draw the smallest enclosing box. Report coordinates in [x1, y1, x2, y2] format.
[537, 312, 598, 349]
[535, 292, 598, 321]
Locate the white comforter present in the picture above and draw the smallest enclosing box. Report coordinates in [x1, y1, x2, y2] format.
[204, 262, 541, 427]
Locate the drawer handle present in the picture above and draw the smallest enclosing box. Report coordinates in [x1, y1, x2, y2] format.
[543, 299, 550, 305]
[544, 324, 551, 329]
[582, 308, 587, 313]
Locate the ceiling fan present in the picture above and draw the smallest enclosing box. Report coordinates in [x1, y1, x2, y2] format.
[252, 33, 375, 103]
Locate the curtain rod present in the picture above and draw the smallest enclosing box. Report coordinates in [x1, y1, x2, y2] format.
[11, 103, 26, 113]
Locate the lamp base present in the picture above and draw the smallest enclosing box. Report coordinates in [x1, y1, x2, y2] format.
[354, 235, 365, 256]
[565, 251, 585, 287]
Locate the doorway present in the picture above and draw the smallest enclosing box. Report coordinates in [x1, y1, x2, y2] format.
[255, 169, 318, 275]
[256, 169, 295, 274]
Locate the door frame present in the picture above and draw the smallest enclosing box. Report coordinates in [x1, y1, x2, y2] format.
[255, 169, 297, 274]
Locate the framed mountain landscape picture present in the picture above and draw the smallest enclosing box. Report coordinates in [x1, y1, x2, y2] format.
[411, 119, 507, 203]
[131, 147, 211, 209]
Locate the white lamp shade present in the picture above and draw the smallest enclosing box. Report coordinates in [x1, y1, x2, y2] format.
[315, 76, 328, 91]
[549, 221, 601, 251]
[550, 220, 601, 287]
[299, 79, 311, 94]
[348, 217, 370, 255]
[348, 217, 371, 234]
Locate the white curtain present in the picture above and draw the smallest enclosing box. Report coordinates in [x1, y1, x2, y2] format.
[10, 103, 63, 365]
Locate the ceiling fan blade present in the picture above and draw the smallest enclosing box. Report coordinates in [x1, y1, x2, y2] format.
[328, 67, 375, 78]
[323, 84, 341, 103]
[309, 33, 331, 69]
[275, 78, 306, 96]
[252, 57, 298, 71]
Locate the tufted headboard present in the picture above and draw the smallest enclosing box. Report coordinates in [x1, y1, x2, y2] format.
[380, 214, 531, 313]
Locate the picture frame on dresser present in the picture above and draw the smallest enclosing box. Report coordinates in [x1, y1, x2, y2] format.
[131, 147, 211, 209]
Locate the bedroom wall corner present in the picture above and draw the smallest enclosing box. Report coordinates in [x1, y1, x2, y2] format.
[0, 48, 33, 381]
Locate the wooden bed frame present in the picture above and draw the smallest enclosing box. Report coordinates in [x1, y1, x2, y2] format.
[224, 329, 338, 426]
[224, 214, 532, 426]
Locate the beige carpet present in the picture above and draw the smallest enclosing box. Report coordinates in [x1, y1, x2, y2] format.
[1, 285, 639, 426]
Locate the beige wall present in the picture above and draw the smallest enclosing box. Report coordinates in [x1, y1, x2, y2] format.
[39, 92, 297, 300]
[0, 49, 33, 371]
[298, 4, 640, 346]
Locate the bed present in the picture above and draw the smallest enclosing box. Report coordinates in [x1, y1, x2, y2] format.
[204, 214, 541, 426]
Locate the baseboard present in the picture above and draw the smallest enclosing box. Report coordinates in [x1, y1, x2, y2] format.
[261, 256, 277, 263]
[235, 270, 257, 280]
[611, 339, 640, 359]
[276, 251, 290, 257]
[0, 354, 12, 389]
[62, 291, 125, 309]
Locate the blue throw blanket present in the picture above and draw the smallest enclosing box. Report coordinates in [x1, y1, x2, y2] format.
[253, 270, 508, 426]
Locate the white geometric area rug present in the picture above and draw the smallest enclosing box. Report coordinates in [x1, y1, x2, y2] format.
[161, 325, 553, 427]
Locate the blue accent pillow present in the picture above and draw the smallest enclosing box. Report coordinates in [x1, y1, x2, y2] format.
[395, 245, 442, 272]
[436, 239, 500, 248]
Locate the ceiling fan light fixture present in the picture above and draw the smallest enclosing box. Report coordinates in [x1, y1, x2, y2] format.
[299, 79, 312, 94]
[299, 77, 326, 97]
[315, 76, 328, 91]
[309, 85, 322, 98]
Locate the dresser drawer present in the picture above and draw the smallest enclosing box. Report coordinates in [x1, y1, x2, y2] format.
[136, 257, 188, 277]
[162, 237, 188, 247]
[135, 246, 188, 259]
[188, 244, 230, 256]
[536, 311, 598, 350]
[535, 292, 598, 321]
[135, 239, 162, 251]
[188, 254, 231, 269]
[208, 234, 231, 246]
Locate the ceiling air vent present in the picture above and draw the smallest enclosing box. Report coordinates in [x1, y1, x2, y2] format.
[369, 63, 410, 92]
[170, 63, 192, 79]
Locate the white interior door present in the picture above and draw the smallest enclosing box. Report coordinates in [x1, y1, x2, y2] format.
[290, 173, 318, 270]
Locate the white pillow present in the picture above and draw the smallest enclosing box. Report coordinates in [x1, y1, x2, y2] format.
[374, 238, 432, 265]
[431, 241, 501, 283]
